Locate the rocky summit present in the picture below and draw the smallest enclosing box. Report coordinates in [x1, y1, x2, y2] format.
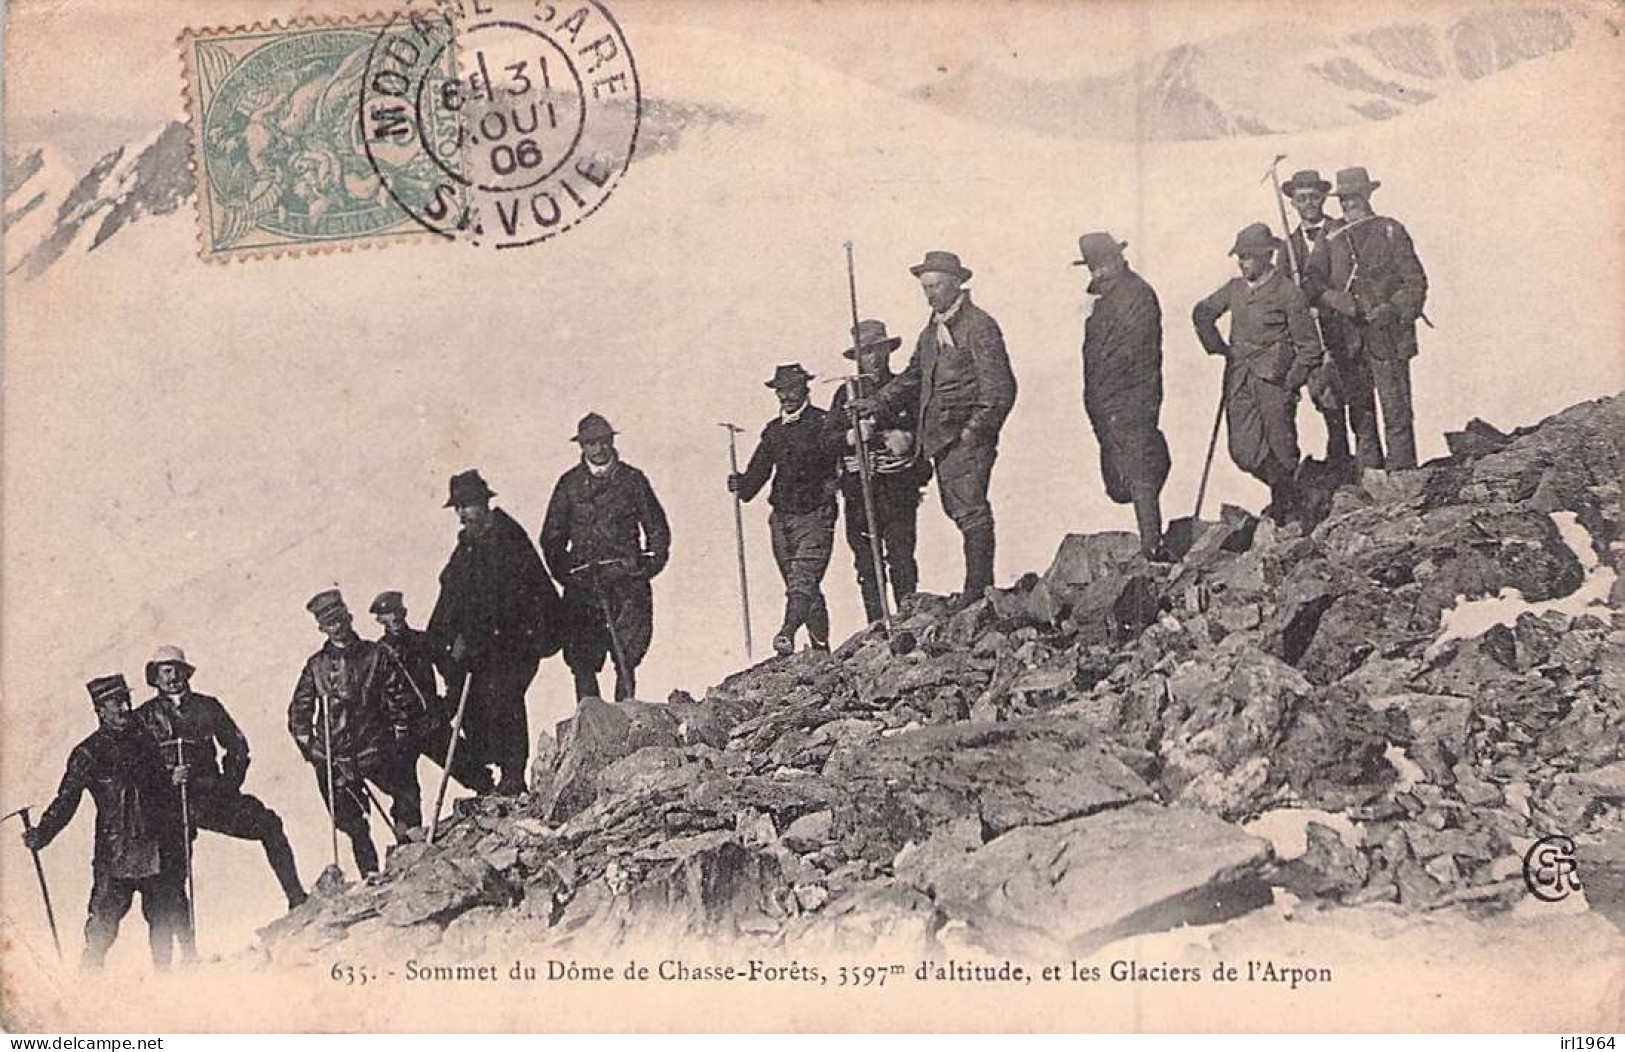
[255, 396, 1623, 966]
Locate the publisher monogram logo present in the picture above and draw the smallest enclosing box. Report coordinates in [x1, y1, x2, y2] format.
[1522, 834, 1581, 903]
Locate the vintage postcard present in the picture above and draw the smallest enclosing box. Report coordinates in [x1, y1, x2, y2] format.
[2, 0, 1622, 1034]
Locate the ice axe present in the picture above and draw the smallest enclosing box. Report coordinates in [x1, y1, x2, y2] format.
[842, 239, 893, 634]
[569, 559, 634, 694]
[1, 806, 61, 959]
[427, 671, 474, 845]
[719, 422, 754, 658]
[160, 738, 198, 944]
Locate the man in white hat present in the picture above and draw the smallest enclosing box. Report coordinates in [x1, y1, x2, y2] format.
[138, 646, 307, 918]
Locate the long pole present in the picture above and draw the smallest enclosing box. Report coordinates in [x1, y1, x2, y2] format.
[360, 782, 402, 843]
[1265, 154, 1330, 349]
[842, 240, 892, 632]
[427, 672, 474, 844]
[720, 423, 753, 658]
[319, 688, 340, 870]
[6, 808, 61, 959]
[1193, 374, 1228, 523]
[165, 739, 197, 943]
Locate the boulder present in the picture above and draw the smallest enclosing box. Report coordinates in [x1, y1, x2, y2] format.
[902, 802, 1272, 955]
[1045, 531, 1143, 589]
[623, 831, 792, 935]
[380, 850, 514, 927]
[542, 698, 681, 821]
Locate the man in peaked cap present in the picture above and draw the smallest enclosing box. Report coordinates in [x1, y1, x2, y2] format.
[25, 674, 190, 970]
[370, 591, 491, 793]
[289, 589, 424, 875]
[1192, 222, 1323, 523]
[826, 320, 932, 623]
[427, 470, 560, 794]
[1277, 168, 1362, 468]
[868, 250, 1017, 602]
[729, 364, 841, 654]
[541, 413, 672, 702]
[137, 645, 307, 924]
[1310, 166, 1430, 471]
[1074, 233, 1172, 561]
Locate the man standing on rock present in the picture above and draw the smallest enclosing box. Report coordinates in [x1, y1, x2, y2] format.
[826, 320, 931, 623]
[1277, 168, 1364, 468]
[869, 250, 1017, 601]
[541, 413, 672, 702]
[290, 589, 423, 875]
[137, 645, 307, 922]
[428, 469, 560, 794]
[370, 591, 491, 794]
[1313, 166, 1429, 471]
[25, 674, 189, 971]
[1074, 232, 1172, 561]
[729, 364, 840, 655]
[1193, 222, 1322, 522]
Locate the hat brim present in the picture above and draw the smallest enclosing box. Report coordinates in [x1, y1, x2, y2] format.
[764, 376, 813, 389]
[444, 491, 495, 508]
[571, 431, 618, 444]
[1072, 240, 1129, 267]
[843, 337, 902, 359]
[1332, 181, 1379, 197]
[1282, 180, 1332, 196]
[909, 263, 973, 281]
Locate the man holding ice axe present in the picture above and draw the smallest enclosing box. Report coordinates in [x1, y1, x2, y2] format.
[540, 413, 672, 702]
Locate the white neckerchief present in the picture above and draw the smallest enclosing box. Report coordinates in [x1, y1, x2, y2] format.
[1247, 268, 1278, 291]
[932, 292, 968, 352]
[165, 690, 188, 710]
[780, 400, 808, 425]
[586, 454, 617, 477]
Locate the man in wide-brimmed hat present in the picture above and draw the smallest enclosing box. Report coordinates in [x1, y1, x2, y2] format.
[25, 674, 190, 970]
[729, 363, 841, 654]
[369, 591, 492, 794]
[1310, 166, 1429, 470]
[867, 250, 1017, 601]
[427, 470, 560, 795]
[825, 319, 932, 623]
[137, 644, 307, 927]
[289, 589, 424, 875]
[541, 412, 672, 701]
[1074, 233, 1172, 560]
[1193, 222, 1323, 522]
[1277, 169, 1362, 468]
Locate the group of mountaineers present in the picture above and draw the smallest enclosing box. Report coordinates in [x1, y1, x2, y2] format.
[16, 163, 1429, 970]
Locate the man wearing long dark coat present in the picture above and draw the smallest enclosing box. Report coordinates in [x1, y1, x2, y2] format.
[541, 413, 672, 702]
[27, 674, 190, 971]
[428, 469, 560, 794]
[1074, 232, 1171, 560]
[1193, 222, 1322, 521]
[1311, 166, 1430, 471]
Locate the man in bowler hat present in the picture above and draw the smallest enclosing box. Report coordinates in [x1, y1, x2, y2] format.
[826, 320, 931, 623]
[138, 645, 307, 921]
[427, 470, 560, 794]
[289, 589, 424, 875]
[868, 250, 1017, 601]
[26, 674, 190, 970]
[1311, 166, 1430, 470]
[1193, 222, 1322, 522]
[729, 364, 841, 655]
[1074, 233, 1173, 560]
[541, 413, 672, 701]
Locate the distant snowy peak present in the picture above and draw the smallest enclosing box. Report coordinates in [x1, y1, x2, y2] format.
[914, 3, 1619, 140]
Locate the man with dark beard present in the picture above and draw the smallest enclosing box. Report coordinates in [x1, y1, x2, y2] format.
[1074, 232, 1172, 561]
[541, 413, 671, 702]
[427, 470, 560, 794]
[27, 674, 189, 970]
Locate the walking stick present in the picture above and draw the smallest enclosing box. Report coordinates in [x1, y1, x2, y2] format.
[1264, 154, 1331, 349]
[161, 738, 197, 943]
[719, 422, 754, 658]
[360, 781, 402, 843]
[842, 240, 892, 633]
[2, 807, 61, 959]
[427, 671, 474, 845]
[318, 685, 341, 873]
[570, 561, 632, 693]
[1193, 367, 1228, 524]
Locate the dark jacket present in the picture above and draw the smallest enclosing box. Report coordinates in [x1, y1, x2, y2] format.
[34, 724, 184, 879]
[1192, 268, 1322, 388]
[428, 506, 561, 666]
[827, 373, 931, 486]
[136, 691, 250, 791]
[540, 458, 672, 602]
[736, 405, 840, 515]
[1312, 213, 1428, 361]
[1082, 265, 1163, 422]
[1278, 217, 1343, 298]
[880, 293, 1017, 458]
[288, 636, 416, 767]
[378, 626, 442, 710]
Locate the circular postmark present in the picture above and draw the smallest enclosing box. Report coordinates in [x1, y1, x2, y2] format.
[359, 0, 640, 249]
[1522, 833, 1581, 903]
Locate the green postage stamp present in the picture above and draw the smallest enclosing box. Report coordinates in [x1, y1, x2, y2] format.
[180, 15, 465, 261]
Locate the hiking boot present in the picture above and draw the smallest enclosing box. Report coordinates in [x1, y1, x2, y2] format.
[772, 634, 795, 657]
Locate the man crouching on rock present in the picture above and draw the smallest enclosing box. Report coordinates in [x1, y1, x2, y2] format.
[289, 589, 423, 875]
